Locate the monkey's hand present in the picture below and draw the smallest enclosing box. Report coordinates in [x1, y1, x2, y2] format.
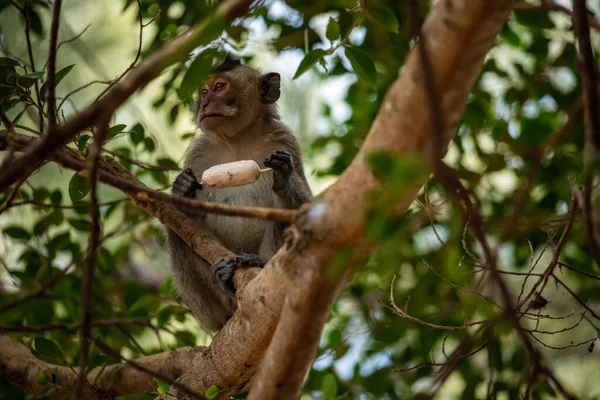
[212, 254, 267, 293]
[264, 150, 294, 197]
[172, 168, 202, 198]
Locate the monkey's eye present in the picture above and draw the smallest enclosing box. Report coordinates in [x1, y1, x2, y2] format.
[201, 88, 208, 96]
[215, 82, 226, 91]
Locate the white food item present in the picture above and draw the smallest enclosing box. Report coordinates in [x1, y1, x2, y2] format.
[201, 160, 262, 188]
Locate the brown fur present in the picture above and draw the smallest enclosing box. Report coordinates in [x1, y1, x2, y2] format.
[166, 60, 312, 332]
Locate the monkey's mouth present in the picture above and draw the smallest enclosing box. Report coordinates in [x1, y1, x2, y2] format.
[200, 114, 224, 121]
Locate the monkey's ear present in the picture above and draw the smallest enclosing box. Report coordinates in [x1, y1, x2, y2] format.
[259, 72, 281, 104]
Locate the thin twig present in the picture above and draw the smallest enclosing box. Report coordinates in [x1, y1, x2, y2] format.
[75, 119, 108, 399]
[0, 0, 255, 192]
[407, 2, 577, 397]
[0, 179, 25, 215]
[46, 0, 63, 130]
[396, 341, 488, 373]
[514, 1, 600, 32]
[96, 0, 143, 100]
[0, 109, 11, 129]
[516, 193, 577, 311]
[4, 131, 297, 224]
[45, 24, 92, 68]
[573, 0, 600, 269]
[22, 0, 44, 133]
[57, 80, 111, 112]
[0, 317, 151, 333]
[0, 261, 76, 314]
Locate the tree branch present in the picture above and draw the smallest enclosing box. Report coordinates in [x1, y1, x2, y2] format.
[247, 1, 517, 399]
[75, 119, 108, 399]
[572, 0, 600, 268]
[21, 0, 44, 132]
[0, 334, 201, 398]
[46, 0, 63, 129]
[514, 0, 600, 32]
[0, 0, 255, 191]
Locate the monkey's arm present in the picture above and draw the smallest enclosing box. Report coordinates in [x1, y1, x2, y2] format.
[167, 168, 237, 332]
[265, 149, 312, 210]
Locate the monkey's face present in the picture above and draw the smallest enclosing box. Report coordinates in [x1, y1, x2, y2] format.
[196, 74, 240, 136]
[196, 65, 281, 138]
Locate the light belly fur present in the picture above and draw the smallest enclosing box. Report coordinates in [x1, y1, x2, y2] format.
[200, 176, 273, 254]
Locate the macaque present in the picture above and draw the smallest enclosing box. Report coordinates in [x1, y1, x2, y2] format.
[166, 54, 312, 332]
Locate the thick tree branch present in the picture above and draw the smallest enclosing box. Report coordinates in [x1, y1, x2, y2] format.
[0, 0, 254, 191]
[248, 1, 517, 399]
[0, 334, 200, 398]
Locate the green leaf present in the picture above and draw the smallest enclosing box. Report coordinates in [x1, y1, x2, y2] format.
[153, 378, 170, 394]
[33, 219, 46, 237]
[151, 170, 168, 185]
[326, 17, 340, 41]
[47, 209, 64, 226]
[17, 71, 44, 89]
[169, 104, 179, 123]
[293, 49, 325, 79]
[98, 247, 115, 275]
[10, 108, 27, 125]
[129, 294, 160, 315]
[178, 48, 218, 101]
[68, 172, 91, 203]
[20, 71, 45, 79]
[205, 385, 221, 399]
[181, 132, 196, 141]
[345, 46, 377, 87]
[28, 6, 43, 35]
[160, 276, 177, 297]
[49, 232, 70, 251]
[68, 218, 91, 231]
[369, 7, 399, 33]
[40, 64, 75, 100]
[144, 137, 156, 152]
[157, 305, 179, 327]
[33, 188, 50, 202]
[321, 373, 337, 399]
[367, 152, 429, 189]
[50, 190, 62, 204]
[77, 135, 91, 152]
[0, 57, 21, 67]
[500, 24, 521, 48]
[156, 158, 179, 169]
[130, 123, 145, 145]
[33, 337, 65, 364]
[3, 226, 30, 240]
[37, 372, 49, 386]
[107, 124, 127, 139]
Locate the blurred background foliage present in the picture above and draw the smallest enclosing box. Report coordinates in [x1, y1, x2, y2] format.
[1, 0, 600, 399]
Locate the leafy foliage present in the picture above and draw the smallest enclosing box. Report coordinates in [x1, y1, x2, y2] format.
[1, 0, 600, 399]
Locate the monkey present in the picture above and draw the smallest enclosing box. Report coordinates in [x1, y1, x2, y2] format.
[166, 54, 312, 332]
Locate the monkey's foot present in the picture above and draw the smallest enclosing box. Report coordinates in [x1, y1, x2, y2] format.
[211, 258, 236, 292]
[236, 253, 267, 268]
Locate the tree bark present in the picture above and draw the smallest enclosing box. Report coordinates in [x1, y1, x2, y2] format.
[0, 0, 515, 398]
[249, 1, 516, 398]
